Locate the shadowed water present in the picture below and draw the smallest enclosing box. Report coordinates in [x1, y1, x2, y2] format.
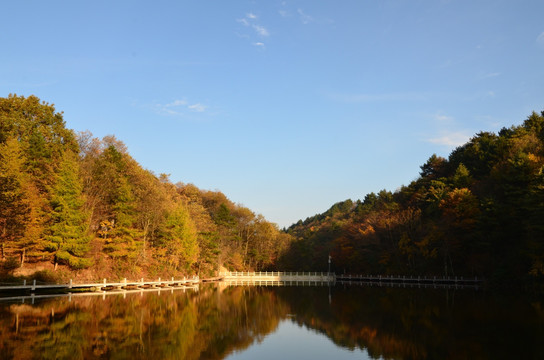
[0, 283, 543, 359]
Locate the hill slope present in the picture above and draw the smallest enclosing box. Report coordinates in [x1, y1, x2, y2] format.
[0, 95, 290, 280]
[282, 110, 544, 288]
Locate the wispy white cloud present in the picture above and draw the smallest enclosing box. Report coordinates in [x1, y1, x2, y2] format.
[475, 70, 500, 82]
[165, 99, 187, 107]
[297, 9, 314, 24]
[252, 24, 269, 37]
[475, 115, 503, 129]
[158, 107, 183, 116]
[152, 98, 207, 116]
[188, 103, 206, 112]
[433, 112, 454, 123]
[278, 9, 291, 18]
[236, 12, 270, 44]
[427, 132, 471, 147]
[236, 12, 270, 48]
[426, 111, 471, 147]
[236, 18, 250, 26]
[537, 31, 544, 44]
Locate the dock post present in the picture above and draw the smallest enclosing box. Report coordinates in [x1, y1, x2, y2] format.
[69, 279, 73, 289]
[32, 279, 36, 291]
[103, 278, 106, 287]
[23, 279, 26, 286]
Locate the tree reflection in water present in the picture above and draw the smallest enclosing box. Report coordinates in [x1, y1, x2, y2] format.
[0, 284, 543, 359]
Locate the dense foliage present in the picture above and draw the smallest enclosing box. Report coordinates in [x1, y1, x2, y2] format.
[1, 94, 543, 287]
[0, 95, 289, 279]
[283, 111, 544, 288]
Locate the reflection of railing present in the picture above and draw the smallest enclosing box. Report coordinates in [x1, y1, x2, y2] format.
[0, 276, 200, 293]
[0, 284, 199, 304]
[223, 280, 332, 287]
[219, 271, 335, 282]
[335, 274, 482, 285]
[338, 279, 480, 290]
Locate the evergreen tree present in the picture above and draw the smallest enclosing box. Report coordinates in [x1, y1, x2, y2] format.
[0, 137, 29, 262]
[158, 204, 199, 272]
[44, 150, 91, 269]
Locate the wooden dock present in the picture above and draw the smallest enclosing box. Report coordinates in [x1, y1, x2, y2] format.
[0, 276, 200, 294]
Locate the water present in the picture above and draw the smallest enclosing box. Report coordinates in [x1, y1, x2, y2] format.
[0, 283, 543, 359]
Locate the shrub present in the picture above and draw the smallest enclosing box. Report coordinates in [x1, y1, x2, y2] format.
[32, 270, 58, 284]
[68, 257, 93, 269]
[2, 257, 20, 271]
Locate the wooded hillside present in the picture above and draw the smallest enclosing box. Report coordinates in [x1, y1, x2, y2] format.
[0, 95, 290, 280]
[282, 110, 544, 288]
[2, 94, 543, 289]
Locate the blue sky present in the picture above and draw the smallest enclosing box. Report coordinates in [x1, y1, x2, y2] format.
[2, 0, 543, 228]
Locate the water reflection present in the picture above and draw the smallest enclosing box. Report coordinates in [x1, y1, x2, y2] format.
[0, 284, 543, 359]
[224, 320, 374, 360]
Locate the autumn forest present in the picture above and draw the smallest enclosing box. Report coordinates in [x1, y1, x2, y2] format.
[1, 95, 543, 289]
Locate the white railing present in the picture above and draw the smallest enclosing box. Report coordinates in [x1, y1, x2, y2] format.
[0, 276, 200, 292]
[220, 271, 332, 277]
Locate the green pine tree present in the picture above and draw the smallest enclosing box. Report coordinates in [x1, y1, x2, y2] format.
[0, 137, 29, 263]
[159, 204, 199, 272]
[44, 150, 91, 269]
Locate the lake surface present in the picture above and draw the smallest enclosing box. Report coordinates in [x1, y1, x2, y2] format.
[0, 282, 543, 359]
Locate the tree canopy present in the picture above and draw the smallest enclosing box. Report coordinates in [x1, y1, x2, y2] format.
[0, 95, 289, 279]
[283, 111, 544, 289]
[1, 94, 543, 289]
